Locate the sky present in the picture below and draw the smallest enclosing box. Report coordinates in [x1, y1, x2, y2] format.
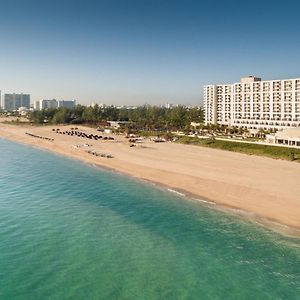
[0, 0, 299, 106]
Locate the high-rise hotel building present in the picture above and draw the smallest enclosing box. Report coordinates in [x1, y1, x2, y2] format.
[1, 93, 30, 111]
[34, 99, 76, 110]
[204, 76, 300, 129]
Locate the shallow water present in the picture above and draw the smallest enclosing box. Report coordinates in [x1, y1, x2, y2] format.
[0, 138, 299, 299]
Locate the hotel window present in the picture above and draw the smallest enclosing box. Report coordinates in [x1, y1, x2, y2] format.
[224, 86, 231, 93]
[253, 94, 260, 102]
[273, 81, 281, 91]
[244, 84, 251, 92]
[253, 83, 260, 92]
[284, 104, 292, 113]
[263, 82, 270, 92]
[244, 94, 251, 102]
[262, 93, 270, 101]
[263, 104, 270, 112]
[273, 104, 281, 113]
[273, 93, 281, 102]
[284, 81, 293, 91]
[235, 94, 242, 102]
[235, 84, 241, 93]
[284, 92, 292, 101]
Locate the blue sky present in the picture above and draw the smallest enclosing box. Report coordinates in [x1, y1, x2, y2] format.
[0, 0, 299, 105]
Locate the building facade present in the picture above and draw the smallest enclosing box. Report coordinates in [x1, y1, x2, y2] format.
[33, 101, 40, 110]
[266, 128, 300, 147]
[1, 93, 30, 111]
[35, 99, 76, 110]
[57, 100, 76, 109]
[204, 76, 300, 129]
[40, 99, 58, 110]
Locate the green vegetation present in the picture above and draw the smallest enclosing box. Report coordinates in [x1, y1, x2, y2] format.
[28, 105, 204, 131]
[177, 136, 300, 162]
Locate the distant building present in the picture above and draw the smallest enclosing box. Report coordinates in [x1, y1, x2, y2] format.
[18, 106, 30, 116]
[115, 105, 137, 110]
[164, 103, 173, 109]
[204, 76, 300, 130]
[89, 102, 106, 108]
[190, 122, 201, 128]
[1, 93, 30, 111]
[57, 100, 76, 109]
[34, 101, 40, 110]
[40, 99, 58, 110]
[34, 99, 76, 110]
[107, 121, 130, 129]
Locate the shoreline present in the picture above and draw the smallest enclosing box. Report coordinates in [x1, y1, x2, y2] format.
[79, 158, 300, 238]
[125, 176, 300, 239]
[1, 123, 300, 237]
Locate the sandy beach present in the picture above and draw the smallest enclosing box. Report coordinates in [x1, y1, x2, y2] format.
[1, 123, 300, 234]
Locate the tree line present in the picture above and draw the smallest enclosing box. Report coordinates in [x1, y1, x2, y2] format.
[28, 105, 204, 131]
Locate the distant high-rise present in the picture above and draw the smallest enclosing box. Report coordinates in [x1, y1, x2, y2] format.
[1, 93, 30, 111]
[34, 101, 40, 110]
[57, 100, 76, 109]
[34, 99, 76, 110]
[204, 76, 300, 130]
[40, 99, 58, 110]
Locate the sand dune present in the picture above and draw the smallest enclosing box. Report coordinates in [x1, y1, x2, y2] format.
[1, 123, 300, 234]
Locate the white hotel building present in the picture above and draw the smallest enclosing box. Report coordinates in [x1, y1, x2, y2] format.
[34, 99, 76, 110]
[204, 76, 300, 130]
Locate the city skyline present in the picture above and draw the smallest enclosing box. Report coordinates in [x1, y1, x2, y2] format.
[0, 0, 299, 105]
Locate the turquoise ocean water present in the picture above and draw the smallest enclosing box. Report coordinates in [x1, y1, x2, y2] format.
[0, 138, 299, 300]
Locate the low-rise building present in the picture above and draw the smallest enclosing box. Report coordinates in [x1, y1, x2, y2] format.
[266, 128, 300, 147]
[18, 106, 30, 116]
[107, 121, 130, 129]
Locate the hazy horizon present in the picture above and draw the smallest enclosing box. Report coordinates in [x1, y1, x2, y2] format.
[1, 0, 299, 106]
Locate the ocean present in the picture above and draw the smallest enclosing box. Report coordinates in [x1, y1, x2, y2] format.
[0, 138, 299, 299]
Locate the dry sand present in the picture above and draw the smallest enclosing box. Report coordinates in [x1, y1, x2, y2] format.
[1, 123, 300, 234]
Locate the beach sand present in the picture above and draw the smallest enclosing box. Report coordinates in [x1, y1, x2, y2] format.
[1, 123, 300, 234]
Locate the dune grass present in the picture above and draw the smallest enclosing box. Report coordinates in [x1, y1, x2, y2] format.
[176, 137, 300, 162]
